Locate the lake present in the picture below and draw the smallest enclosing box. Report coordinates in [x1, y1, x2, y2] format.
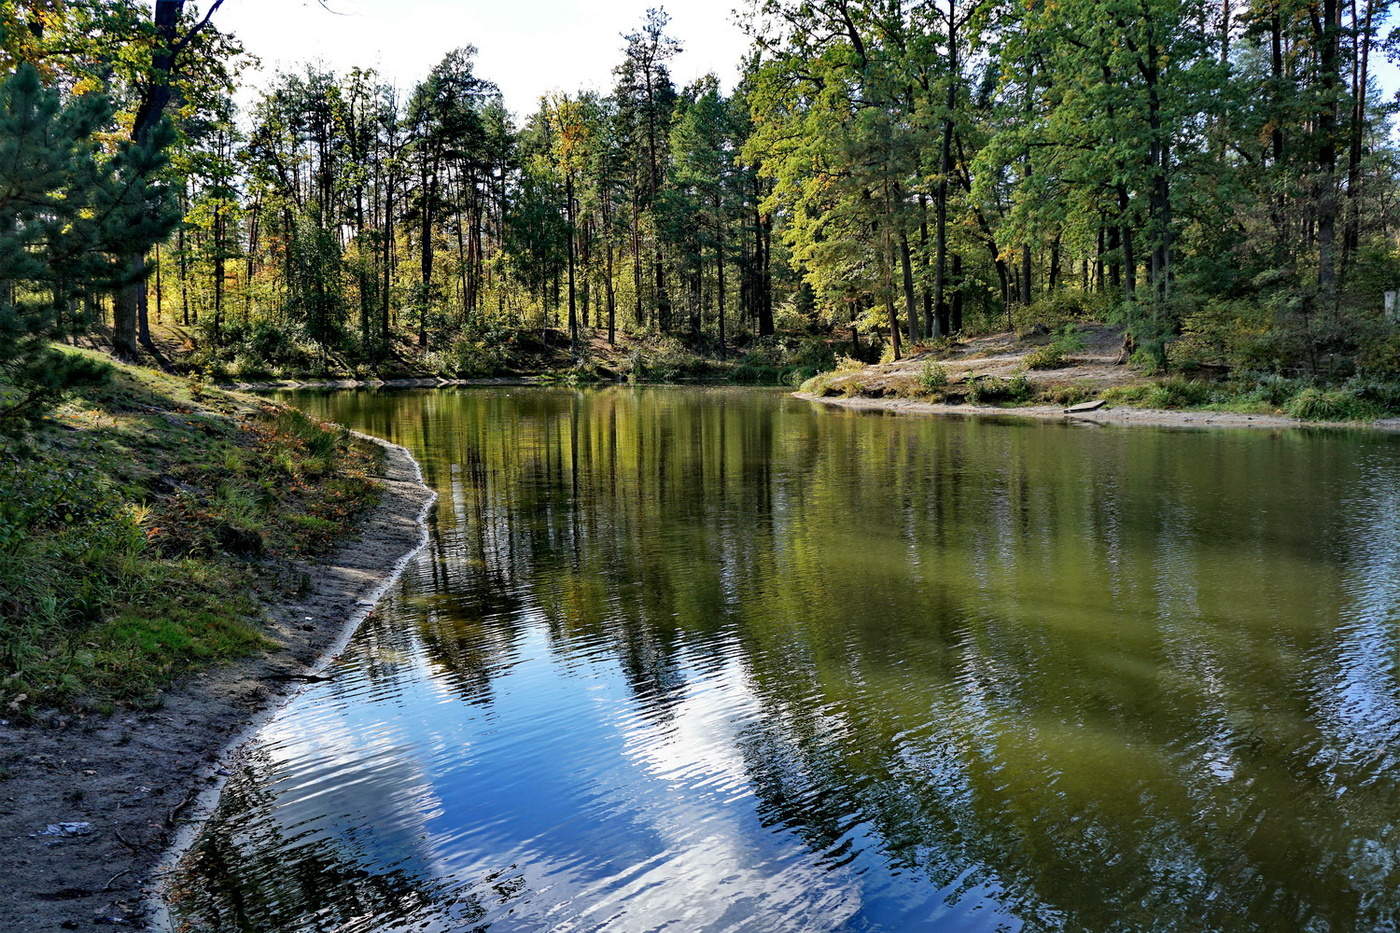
[165, 386, 1400, 931]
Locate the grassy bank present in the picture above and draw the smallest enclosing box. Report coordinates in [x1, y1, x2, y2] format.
[1, 352, 382, 714]
[800, 324, 1400, 424]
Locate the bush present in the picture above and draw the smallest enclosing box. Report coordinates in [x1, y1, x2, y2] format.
[1233, 372, 1303, 408]
[1103, 377, 1217, 409]
[967, 375, 1034, 404]
[1015, 291, 1114, 332]
[918, 361, 949, 391]
[1024, 345, 1066, 369]
[729, 335, 840, 386]
[1285, 387, 1378, 422]
[1023, 324, 1087, 370]
[1358, 333, 1400, 381]
[1342, 376, 1400, 413]
[1280, 379, 1399, 421]
[1038, 383, 1096, 407]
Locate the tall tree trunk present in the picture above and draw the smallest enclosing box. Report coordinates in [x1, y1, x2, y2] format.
[419, 160, 434, 349]
[879, 224, 902, 361]
[115, 0, 223, 360]
[632, 188, 644, 328]
[153, 244, 163, 324]
[383, 167, 395, 357]
[755, 189, 774, 337]
[212, 202, 225, 345]
[933, 5, 958, 339]
[1341, 0, 1373, 277]
[715, 193, 726, 358]
[899, 230, 920, 344]
[950, 253, 963, 333]
[1315, 0, 1341, 295]
[566, 173, 578, 346]
[918, 193, 935, 335]
[606, 237, 617, 346]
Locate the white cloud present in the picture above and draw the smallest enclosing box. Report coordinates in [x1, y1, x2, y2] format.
[203, 0, 750, 119]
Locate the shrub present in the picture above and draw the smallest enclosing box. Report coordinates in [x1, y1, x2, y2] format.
[1285, 387, 1377, 422]
[967, 375, 1034, 404]
[1038, 384, 1096, 407]
[1102, 377, 1217, 409]
[1358, 333, 1400, 381]
[1342, 377, 1400, 413]
[918, 361, 949, 391]
[1024, 324, 1087, 370]
[1281, 379, 1397, 421]
[424, 322, 516, 377]
[1014, 291, 1113, 332]
[1234, 372, 1303, 408]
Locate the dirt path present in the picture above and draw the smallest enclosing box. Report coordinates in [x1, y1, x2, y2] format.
[0, 434, 436, 933]
[795, 391, 1400, 432]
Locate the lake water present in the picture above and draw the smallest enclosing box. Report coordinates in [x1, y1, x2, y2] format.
[165, 387, 1400, 931]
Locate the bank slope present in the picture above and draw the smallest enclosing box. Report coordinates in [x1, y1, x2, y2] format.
[0, 355, 435, 931]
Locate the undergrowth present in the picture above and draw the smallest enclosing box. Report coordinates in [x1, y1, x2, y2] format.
[1, 352, 381, 713]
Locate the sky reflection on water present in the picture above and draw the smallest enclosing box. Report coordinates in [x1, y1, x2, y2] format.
[167, 387, 1400, 932]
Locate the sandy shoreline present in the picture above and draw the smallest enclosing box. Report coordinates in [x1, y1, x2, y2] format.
[0, 433, 436, 933]
[793, 391, 1400, 432]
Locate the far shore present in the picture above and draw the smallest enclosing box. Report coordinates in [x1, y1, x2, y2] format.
[794, 391, 1400, 433]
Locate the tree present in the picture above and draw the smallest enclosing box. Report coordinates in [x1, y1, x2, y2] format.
[0, 64, 176, 427]
[112, 0, 229, 360]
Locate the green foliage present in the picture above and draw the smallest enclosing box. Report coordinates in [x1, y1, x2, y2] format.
[966, 375, 1034, 405]
[1024, 325, 1087, 370]
[1102, 378, 1218, 409]
[0, 361, 381, 710]
[1285, 388, 1378, 422]
[1358, 333, 1400, 382]
[918, 361, 949, 391]
[731, 336, 837, 385]
[1017, 293, 1113, 333]
[424, 319, 519, 377]
[0, 63, 175, 429]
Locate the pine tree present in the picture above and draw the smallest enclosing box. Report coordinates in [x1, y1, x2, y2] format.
[0, 63, 176, 429]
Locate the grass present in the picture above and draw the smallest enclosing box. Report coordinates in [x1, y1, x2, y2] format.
[1100, 377, 1219, 410]
[1, 350, 382, 713]
[1284, 387, 1382, 422]
[966, 375, 1035, 404]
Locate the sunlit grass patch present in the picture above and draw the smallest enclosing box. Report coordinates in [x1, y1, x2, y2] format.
[0, 355, 383, 713]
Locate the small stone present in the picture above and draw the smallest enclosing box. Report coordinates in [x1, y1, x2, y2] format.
[31, 821, 93, 837]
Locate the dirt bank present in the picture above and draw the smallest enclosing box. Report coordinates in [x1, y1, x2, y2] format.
[795, 391, 1400, 432]
[0, 434, 436, 933]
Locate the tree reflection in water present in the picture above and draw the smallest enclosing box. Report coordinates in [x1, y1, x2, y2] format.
[167, 387, 1400, 932]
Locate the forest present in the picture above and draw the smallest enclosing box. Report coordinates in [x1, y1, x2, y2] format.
[5, 0, 1400, 416]
[9, 4, 1400, 928]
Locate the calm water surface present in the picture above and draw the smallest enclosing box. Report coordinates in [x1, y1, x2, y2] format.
[166, 387, 1400, 932]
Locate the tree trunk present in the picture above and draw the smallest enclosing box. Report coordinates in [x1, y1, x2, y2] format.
[566, 173, 578, 346]
[899, 230, 920, 344]
[950, 253, 963, 333]
[1316, 0, 1341, 295]
[716, 193, 727, 358]
[918, 192, 935, 335]
[880, 230, 903, 361]
[419, 159, 434, 349]
[116, 0, 217, 360]
[933, 6, 957, 339]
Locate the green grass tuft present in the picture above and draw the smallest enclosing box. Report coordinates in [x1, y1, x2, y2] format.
[0, 353, 383, 712]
